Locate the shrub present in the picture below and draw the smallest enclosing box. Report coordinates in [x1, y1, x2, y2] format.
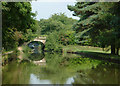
[45, 31, 63, 52]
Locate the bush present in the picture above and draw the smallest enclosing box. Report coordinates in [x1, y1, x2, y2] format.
[45, 31, 63, 52]
[45, 29, 77, 52]
[22, 46, 32, 59]
[58, 30, 76, 45]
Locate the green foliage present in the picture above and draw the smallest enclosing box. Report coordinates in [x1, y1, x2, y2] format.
[68, 2, 120, 54]
[68, 57, 101, 68]
[58, 30, 76, 45]
[23, 29, 38, 42]
[50, 13, 77, 25]
[38, 18, 65, 35]
[22, 46, 31, 54]
[75, 32, 92, 46]
[2, 49, 19, 66]
[38, 13, 77, 35]
[2, 2, 37, 50]
[2, 28, 20, 50]
[45, 29, 76, 52]
[45, 31, 63, 52]
[39, 13, 77, 52]
[22, 46, 32, 60]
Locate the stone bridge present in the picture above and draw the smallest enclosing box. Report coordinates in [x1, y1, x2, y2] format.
[33, 36, 46, 44]
[24, 36, 47, 49]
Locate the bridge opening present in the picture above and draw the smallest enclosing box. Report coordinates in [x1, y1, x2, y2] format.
[27, 41, 45, 52]
[27, 41, 45, 61]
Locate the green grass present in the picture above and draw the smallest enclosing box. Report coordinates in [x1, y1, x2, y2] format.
[63, 45, 120, 61]
[63, 45, 111, 53]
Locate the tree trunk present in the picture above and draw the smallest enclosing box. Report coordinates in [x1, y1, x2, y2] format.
[116, 48, 119, 55]
[111, 44, 115, 54]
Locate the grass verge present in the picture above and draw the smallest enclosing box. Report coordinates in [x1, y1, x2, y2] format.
[63, 45, 120, 64]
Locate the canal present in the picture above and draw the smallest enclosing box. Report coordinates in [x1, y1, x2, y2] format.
[2, 52, 120, 85]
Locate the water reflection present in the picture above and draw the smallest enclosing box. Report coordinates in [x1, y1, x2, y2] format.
[28, 53, 45, 61]
[30, 74, 51, 84]
[29, 73, 74, 84]
[73, 65, 120, 84]
[2, 53, 120, 84]
[66, 77, 74, 84]
[33, 58, 46, 65]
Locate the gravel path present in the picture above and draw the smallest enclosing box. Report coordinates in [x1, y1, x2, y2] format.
[18, 47, 23, 60]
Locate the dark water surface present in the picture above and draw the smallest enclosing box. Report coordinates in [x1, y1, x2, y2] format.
[2, 53, 120, 84]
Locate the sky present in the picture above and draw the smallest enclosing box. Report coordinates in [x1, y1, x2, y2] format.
[31, 1, 79, 20]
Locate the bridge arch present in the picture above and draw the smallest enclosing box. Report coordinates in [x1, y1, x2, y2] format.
[26, 36, 46, 52]
[27, 41, 45, 51]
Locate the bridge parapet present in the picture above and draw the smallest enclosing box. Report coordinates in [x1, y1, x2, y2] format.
[35, 37, 46, 40]
[33, 36, 46, 44]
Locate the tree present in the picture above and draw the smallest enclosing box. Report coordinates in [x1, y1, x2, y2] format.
[68, 2, 120, 55]
[38, 13, 77, 35]
[38, 18, 65, 35]
[2, 2, 36, 50]
[39, 13, 77, 51]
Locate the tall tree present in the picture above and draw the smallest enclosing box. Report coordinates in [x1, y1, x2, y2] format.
[38, 13, 77, 35]
[68, 2, 120, 55]
[2, 2, 36, 50]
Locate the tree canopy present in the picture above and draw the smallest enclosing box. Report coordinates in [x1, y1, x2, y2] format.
[2, 2, 37, 50]
[68, 2, 120, 55]
[38, 13, 77, 35]
[38, 13, 77, 52]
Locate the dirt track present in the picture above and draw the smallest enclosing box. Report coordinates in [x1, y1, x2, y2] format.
[18, 47, 23, 60]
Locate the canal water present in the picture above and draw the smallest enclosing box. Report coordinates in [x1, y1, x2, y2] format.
[2, 53, 120, 84]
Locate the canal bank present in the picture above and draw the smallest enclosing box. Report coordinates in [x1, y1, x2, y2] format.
[2, 45, 120, 66]
[2, 45, 120, 84]
[63, 45, 120, 64]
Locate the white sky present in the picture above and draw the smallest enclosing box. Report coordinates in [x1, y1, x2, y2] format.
[31, 0, 77, 2]
[31, 1, 79, 20]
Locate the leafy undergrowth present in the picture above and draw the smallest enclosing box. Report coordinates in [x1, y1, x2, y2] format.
[60, 56, 111, 73]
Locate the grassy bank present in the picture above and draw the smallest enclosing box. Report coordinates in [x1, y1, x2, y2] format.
[63, 45, 120, 64]
[63, 45, 111, 53]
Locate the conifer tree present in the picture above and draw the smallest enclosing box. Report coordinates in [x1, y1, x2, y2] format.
[68, 2, 120, 55]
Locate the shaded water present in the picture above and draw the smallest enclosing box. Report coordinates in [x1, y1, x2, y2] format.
[2, 53, 120, 84]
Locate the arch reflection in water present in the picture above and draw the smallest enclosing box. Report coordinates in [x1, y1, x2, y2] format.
[28, 53, 45, 61]
[33, 58, 46, 65]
